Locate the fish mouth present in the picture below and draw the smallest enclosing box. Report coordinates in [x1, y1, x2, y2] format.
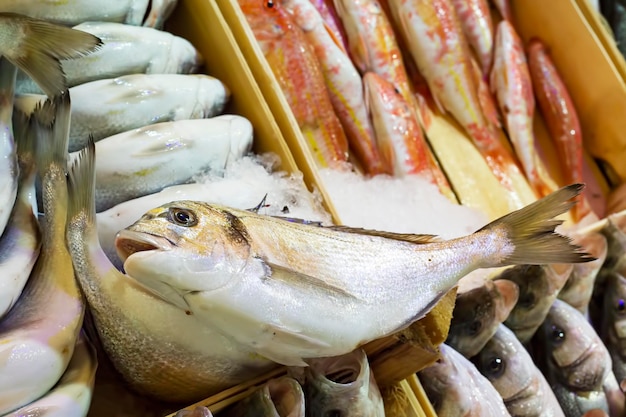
[504, 377, 539, 409]
[115, 229, 173, 262]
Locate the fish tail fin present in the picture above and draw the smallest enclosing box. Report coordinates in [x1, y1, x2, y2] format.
[5, 14, 102, 97]
[32, 92, 71, 172]
[477, 183, 595, 265]
[67, 136, 96, 226]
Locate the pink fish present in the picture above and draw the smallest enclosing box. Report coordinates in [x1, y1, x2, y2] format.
[450, 0, 495, 75]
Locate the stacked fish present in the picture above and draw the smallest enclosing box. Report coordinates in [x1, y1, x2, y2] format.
[419, 209, 626, 416]
[237, 0, 606, 220]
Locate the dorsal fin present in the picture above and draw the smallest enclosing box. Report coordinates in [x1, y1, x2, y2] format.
[325, 225, 441, 244]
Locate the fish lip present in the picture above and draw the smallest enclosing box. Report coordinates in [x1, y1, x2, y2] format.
[115, 229, 173, 262]
[504, 377, 539, 408]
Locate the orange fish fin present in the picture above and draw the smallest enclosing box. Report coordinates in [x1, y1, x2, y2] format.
[323, 20, 348, 55]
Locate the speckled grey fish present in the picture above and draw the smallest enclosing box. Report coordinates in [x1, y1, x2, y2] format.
[80, 115, 253, 212]
[304, 349, 384, 417]
[420, 343, 511, 416]
[16, 22, 201, 95]
[115, 184, 592, 366]
[497, 263, 573, 343]
[66, 139, 276, 403]
[0, 109, 41, 319]
[221, 377, 304, 417]
[558, 231, 608, 316]
[446, 277, 519, 358]
[474, 324, 565, 417]
[601, 271, 626, 385]
[16, 74, 230, 152]
[535, 299, 619, 416]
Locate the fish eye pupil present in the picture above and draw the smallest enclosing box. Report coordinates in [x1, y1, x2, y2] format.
[169, 208, 197, 227]
[266, 0, 275, 8]
[551, 326, 566, 343]
[487, 357, 504, 375]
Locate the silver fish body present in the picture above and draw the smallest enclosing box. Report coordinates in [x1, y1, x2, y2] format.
[80, 115, 253, 212]
[17, 73, 230, 152]
[498, 263, 573, 343]
[116, 185, 591, 366]
[535, 299, 612, 416]
[304, 349, 384, 417]
[222, 377, 305, 417]
[446, 277, 519, 358]
[16, 22, 201, 94]
[474, 324, 566, 417]
[419, 343, 511, 416]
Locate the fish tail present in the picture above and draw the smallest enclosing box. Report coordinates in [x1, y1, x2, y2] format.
[32, 92, 71, 171]
[477, 183, 595, 265]
[67, 137, 96, 226]
[4, 14, 102, 97]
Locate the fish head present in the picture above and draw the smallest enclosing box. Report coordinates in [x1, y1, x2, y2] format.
[190, 75, 231, 118]
[603, 272, 626, 358]
[474, 325, 541, 410]
[115, 200, 254, 309]
[170, 36, 203, 74]
[239, 0, 291, 51]
[266, 377, 306, 416]
[305, 349, 384, 416]
[538, 299, 609, 391]
[446, 279, 519, 357]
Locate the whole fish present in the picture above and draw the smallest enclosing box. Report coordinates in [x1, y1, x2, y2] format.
[309, 0, 349, 53]
[282, 0, 389, 175]
[601, 272, 626, 384]
[80, 115, 253, 212]
[527, 39, 590, 221]
[222, 377, 305, 417]
[4, 332, 97, 417]
[17, 73, 230, 152]
[474, 324, 566, 416]
[387, 0, 524, 193]
[333, 0, 419, 117]
[446, 277, 519, 358]
[16, 22, 201, 95]
[0, 109, 41, 319]
[491, 21, 559, 198]
[115, 183, 591, 366]
[239, 0, 349, 169]
[535, 299, 616, 416]
[66, 140, 276, 403]
[304, 349, 384, 417]
[175, 407, 214, 417]
[497, 263, 573, 343]
[558, 231, 608, 316]
[450, 0, 494, 75]
[419, 343, 512, 416]
[0, 94, 85, 414]
[0, 0, 176, 28]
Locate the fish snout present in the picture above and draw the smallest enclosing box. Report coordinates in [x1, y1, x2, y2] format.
[115, 229, 173, 262]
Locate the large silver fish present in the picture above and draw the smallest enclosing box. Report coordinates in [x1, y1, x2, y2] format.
[17, 73, 230, 152]
[16, 22, 200, 95]
[498, 263, 573, 343]
[474, 324, 566, 416]
[0, 94, 85, 414]
[115, 184, 591, 366]
[304, 349, 384, 417]
[221, 377, 305, 417]
[535, 299, 619, 416]
[66, 140, 276, 403]
[446, 277, 519, 358]
[419, 343, 511, 416]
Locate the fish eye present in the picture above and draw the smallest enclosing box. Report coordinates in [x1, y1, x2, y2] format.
[324, 410, 342, 417]
[551, 325, 566, 344]
[168, 208, 197, 227]
[468, 320, 482, 336]
[265, 0, 275, 8]
[484, 356, 505, 377]
[617, 299, 626, 313]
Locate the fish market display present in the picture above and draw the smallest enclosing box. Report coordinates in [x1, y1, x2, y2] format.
[304, 349, 384, 417]
[419, 343, 511, 416]
[238, 0, 349, 170]
[66, 141, 275, 402]
[221, 376, 305, 417]
[16, 22, 201, 95]
[86, 115, 253, 212]
[446, 277, 519, 358]
[0, 94, 85, 414]
[4, 332, 97, 417]
[497, 263, 573, 343]
[474, 324, 566, 416]
[16, 73, 230, 152]
[0, 0, 177, 28]
[0, 109, 41, 319]
[535, 299, 621, 417]
[116, 184, 591, 366]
